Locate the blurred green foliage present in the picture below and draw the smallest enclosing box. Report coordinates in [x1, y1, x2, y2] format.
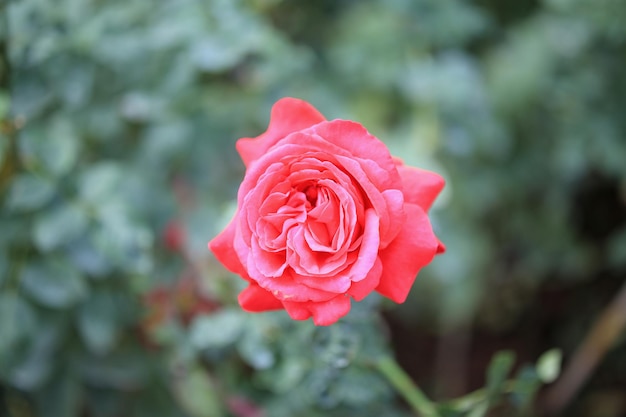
[1, 0, 625, 416]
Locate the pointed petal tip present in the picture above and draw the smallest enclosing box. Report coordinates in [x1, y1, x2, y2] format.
[236, 97, 326, 167]
[436, 238, 446, 254]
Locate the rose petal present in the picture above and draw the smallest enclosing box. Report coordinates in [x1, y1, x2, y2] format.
[396, 164, 445, 212]
[335, 154, 404, 247]
[251, 268, 338, 302]
[251, 239, 288, 277]
[347, 208, 380, 281]
[236, 98, 326, 167]
[208, 216, 251, 280]
[310, 120, 400, 190]
[291, 265, 352, 293]
[348, 256, 382, 301]
[238, 284, 284, 312]
[437, 238, 446, 254]
[281, 300, 311, 321]
[380, 189, 406, 248]
[306, 121, 405, 243]
[283, 295, 351, 326]
[288, 228, 350, 277]
[376, 203, 439, 303]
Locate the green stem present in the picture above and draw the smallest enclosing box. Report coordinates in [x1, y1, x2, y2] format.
[446, 379, 518, 411]
[376, 355, 441, 417]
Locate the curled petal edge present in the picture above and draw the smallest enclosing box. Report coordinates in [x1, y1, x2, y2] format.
[236, 98, 326, 167]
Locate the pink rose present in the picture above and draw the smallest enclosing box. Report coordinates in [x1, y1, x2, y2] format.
[209, 98, 445, 325]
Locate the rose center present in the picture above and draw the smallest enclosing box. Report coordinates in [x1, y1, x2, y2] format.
[304, 185, 318, 206]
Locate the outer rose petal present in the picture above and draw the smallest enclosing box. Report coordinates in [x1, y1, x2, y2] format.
[283, 295, 351, 326]
[436, 238, 446, 254]
[376, 203, 439, 303]
[396, 163, 445, 212]
[348, 257, 382, 301]
[238, 284, 284, 312]
[236, 98, 326, 167]
[208, 216, 251, 280]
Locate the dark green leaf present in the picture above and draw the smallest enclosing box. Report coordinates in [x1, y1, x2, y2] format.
[9, 320, 63, 390]
[237, 326, 276, 370]
[77, 292, 119, 355]
[18, 121, 79, 177]
[0, 92, 9, 118]
[33, 203, 89, 251]
[171, 364, 223, 417]
[79, 353, 146, 390]
[0, 293, 37, 368]
[7, 174, 56, 211]
[79, 163, 124, 204]
[485, 350, 515, 399]
[0, 249, 7, 287]
[509, 365, 541, 411]
[21, 260, 87, 308]
[35, 373, 81, 417]
[67, 237, 112, 277]
[190, 309, 245, 350]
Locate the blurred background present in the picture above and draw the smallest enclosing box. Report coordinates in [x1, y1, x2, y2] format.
[1, 0, 626, 416]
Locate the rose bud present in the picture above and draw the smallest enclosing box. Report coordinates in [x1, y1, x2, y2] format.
[209, 98, 445, 326]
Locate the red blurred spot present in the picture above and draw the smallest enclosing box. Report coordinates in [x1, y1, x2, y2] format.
[139, 273, 220, 347]
[164, 221, 186, 252]
[227, 396, 265, 417]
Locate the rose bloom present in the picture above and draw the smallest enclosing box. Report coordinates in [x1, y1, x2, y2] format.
[210, 98, 445, 325]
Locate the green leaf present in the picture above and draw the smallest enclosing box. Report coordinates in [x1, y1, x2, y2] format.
[47, 119, 80, 176]
[334, 367, 391, 407]
[311, 324, 360, 369]
[0, 249, 7, 287]
[607, 227, 626, 268]
[306, 367, 342, 409]
[257, 357, 308, 394]
[466, 401, 489, 417]
[510, 365, 541, 411]
[67, 237, 112, 277]
[9, 320, 63, 390]
[189, 309, 245, 350]
[0, 92, 9, 118]
[77, 292, 119, 355]
[19, 120, 79, 177]
[91, 218, 153, 274]
[35, 373, 81, 417]
[237, 327, 276, 370]
[33, 203, 89, 251]
[7, 174, 56, 211]
[172, 364, 223, 417]
[536, 349, 562, 383]
[0, 293, 37, 369]
[79, 353, 146, 390]
[0, 131, 6, 165]
[21, 260, 87, 308]
[79, 163, 124, 204]
[486, 350, 515, 398]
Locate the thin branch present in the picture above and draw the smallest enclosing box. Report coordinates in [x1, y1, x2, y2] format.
[543, 279, 626, 415]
